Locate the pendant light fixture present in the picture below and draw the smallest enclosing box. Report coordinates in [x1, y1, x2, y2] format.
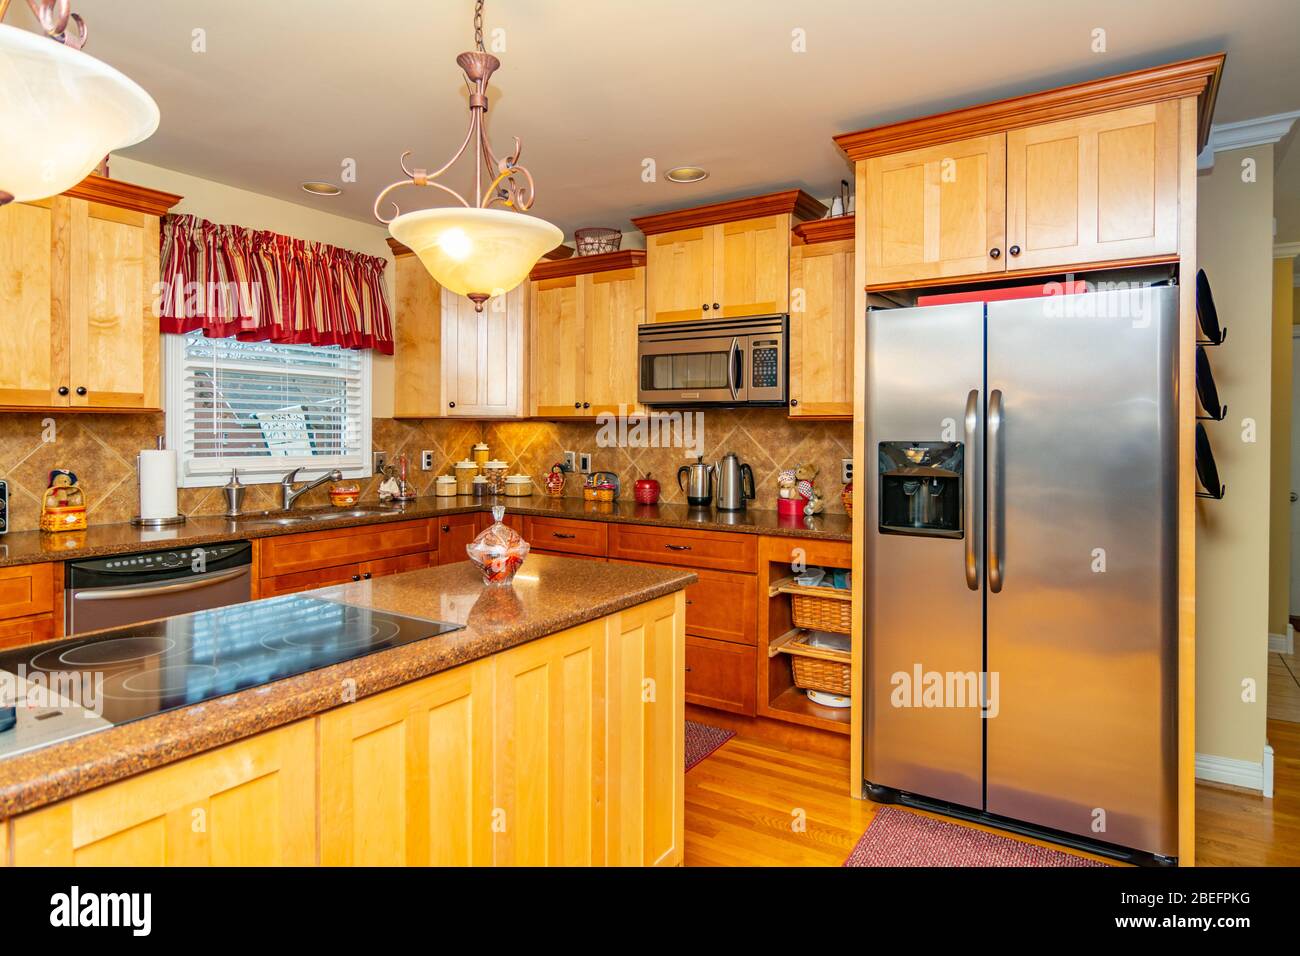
[374, 0, 562, 311]
[0, 0, 160, 206]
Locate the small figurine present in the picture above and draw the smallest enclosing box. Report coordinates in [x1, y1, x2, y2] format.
[544, 462, 566, 497]
[777, 469, 799, 499]
[40, 470, 87, 533]
[377, 465, 402, 501]
[803, 487, 825, 517]
[794, 461, 819, 500]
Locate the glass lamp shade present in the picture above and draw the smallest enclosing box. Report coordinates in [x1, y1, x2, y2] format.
[389, 206, 563, 300]
[0, 24, 160, 203]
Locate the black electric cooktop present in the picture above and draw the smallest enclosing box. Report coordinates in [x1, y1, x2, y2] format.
[0, 596, 463, 761]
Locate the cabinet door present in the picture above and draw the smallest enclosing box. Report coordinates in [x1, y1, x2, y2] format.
[12, 721, 315, 865]
[583, 266, 644, 416]
[789, 238, 854, 416]
[441, 284, 526, 417]
[436, 513, 479, 565]
[392, 254, 442, 418]
[493, 619, 606, 866]
[64, 199, 160, 409]
[0, 199, 63, 407]
[646, 227, 713, 323]
[714, 214, 789, 317]
[363, 549, 433, 579]
[685, 634, 757, 715]
[1006, 101, 1178, 270]
[529, 275, 585, 417]
[259, 562, 363, 597]
[863, 133, 1006, 286]
[319, 662, 495, 866]
[606, 593, 684, 867]
[0, 614, 56, 650]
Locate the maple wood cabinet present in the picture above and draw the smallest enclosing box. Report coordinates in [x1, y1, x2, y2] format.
[0, 176, 179, 410]
[528, 251, 645, 418]
[789, 218, 855, 418]
[633, 189, 826, 323]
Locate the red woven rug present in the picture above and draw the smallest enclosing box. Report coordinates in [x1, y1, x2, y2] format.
[844, 807, 1108, 867]
[685, 720, 735, 771]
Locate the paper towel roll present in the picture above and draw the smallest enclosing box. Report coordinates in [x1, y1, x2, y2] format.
[138, 449, 178, 520]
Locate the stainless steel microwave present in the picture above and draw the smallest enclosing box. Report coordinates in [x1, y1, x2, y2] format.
[637, 314, 787, 407]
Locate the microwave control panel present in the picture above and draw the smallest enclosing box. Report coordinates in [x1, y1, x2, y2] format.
[752, 341, 780, 389]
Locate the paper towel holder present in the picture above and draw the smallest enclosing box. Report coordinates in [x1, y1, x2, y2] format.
[131, 437, 187, 528]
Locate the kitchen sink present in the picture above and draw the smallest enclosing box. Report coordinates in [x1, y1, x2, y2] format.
[233, 505, 405, 527]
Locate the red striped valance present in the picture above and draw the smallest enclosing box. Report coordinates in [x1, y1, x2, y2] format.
[158, 213, 394, 354]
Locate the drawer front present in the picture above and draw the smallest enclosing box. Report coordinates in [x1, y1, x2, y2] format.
[365, 550, 434, 578]
[529, 549, 605, 562]
[685, 635, 756, 716]
[260, 563, 363, 598]
[259, 519, 435, 577]
[0, 614, 56, 650]
[476, 511, 525, 534]
[436, 514, 479, 566]
[524, 516, 608, 557]
[608, 525, 756, 572]
[0, 564, 55, 621]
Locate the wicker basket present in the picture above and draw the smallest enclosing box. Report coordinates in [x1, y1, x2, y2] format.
[574, 227, 621, 255]
[790, 590, 852, 634]
[782, 632, 851, 695]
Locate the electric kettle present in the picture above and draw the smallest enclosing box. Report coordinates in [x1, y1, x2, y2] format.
[676, 456, 714, 506]
[715, 452, 756, 511]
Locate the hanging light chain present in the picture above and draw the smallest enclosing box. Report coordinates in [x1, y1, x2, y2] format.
[473, 0, 484, 52]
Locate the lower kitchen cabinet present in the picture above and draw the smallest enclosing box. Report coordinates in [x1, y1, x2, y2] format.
[0, 614, 58, 650]
[436, 513, 480, 565]
[524, 515, 608, 557]
[255, 519, 438, 596]
[11, 722, 316, 866]
[0, 562, 59, 650]
[319, 659, 495, 866]
[685, 635, 757, 716]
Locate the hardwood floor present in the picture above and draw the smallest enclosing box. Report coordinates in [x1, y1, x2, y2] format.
[683, 719, 1300, 866]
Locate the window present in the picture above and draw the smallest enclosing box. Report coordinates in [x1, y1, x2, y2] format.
[166, 331, 371, 487]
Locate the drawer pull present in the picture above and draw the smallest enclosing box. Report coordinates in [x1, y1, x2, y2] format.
[552, 532, 576, 539]
[665, 544, 692, 551]
[363, 572, 372, 580]
[684, 665, 693, 672]
[351, 574, 361, 582]
[685, 599, 693, 605]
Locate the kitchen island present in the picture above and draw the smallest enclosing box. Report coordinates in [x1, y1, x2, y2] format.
[0, 555, 693, 867]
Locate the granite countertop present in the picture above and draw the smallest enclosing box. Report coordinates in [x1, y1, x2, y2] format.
[0, 494, 851, 569]
[0, 555, 695, 819]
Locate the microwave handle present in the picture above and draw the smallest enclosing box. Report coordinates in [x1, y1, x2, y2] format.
[727, 337, 739, 401]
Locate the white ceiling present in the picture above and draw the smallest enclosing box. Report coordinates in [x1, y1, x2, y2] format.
[14, 0, 1300, 238]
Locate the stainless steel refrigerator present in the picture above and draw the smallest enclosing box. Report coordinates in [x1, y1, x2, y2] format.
[863, 286, 1179, 860]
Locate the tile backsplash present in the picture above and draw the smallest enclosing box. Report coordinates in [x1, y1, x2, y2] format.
[0, 410, 851, 533]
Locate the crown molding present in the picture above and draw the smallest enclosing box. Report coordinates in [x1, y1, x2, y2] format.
[792, 215, 855, 245]
[1274, 241, 1300, 259]
[529, 249, 645, 281]
[632, 189, 827, 236]
[65, 174, 183, 216]
[1198, 110, 1300, 170]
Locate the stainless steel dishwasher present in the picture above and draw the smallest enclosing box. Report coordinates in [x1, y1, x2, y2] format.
[65, 541, 253, 636]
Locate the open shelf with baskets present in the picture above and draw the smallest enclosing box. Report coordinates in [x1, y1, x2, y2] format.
[756, 537, 854, 734]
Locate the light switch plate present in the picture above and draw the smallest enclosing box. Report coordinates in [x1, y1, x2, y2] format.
[373, 451, 388, 475]
[563, 451, 577, 472]
[841, 458, 853, 484]
[579, 452, 592, 473]
[420, 450, 434, 471]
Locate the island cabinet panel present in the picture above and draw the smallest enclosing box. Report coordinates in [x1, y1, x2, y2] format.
[492, 618, 607, 866]
[1005, 101, 1179, 270]
[862, 133, 1006, 287]
[605, 593, 685, 867]
[11, 722, 315, 866]
[318, 660, 495, 866]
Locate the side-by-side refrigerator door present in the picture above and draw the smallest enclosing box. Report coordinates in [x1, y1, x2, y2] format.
[864, 302, 984, 809]
[984, 286, 1178, 857]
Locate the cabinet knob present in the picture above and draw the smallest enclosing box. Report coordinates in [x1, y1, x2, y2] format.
[712, 302, 720, 311]
[448, 401, 456, 409]
[363, 572, 372, 580]
[989, 248, 1001, 259]
[351, 574, 361, 582]
[57, 386, 69, 396]
[441, 524, 450, 532]
[574, 402, 581, 409]
[702, 303, 710, 311]
[582, 402, 590, 409]
[789, 399, 798, 407]
[75, 386, 87, 396]
[1009, 245, 1021, 257]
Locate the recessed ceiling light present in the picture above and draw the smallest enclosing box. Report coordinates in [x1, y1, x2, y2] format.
[301, 181, 342, 196]
[666, 165, 709, 184]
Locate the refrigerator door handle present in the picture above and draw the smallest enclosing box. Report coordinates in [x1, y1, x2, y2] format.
[988, 388, 1004, 593]
[963, 388, 980, 590]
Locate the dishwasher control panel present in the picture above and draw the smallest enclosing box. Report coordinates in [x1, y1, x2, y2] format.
[68, 541, 252, 588]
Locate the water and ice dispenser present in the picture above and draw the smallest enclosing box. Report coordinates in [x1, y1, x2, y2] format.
[877, 441, 964, 538]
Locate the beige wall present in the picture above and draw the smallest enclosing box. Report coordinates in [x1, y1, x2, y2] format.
[1196, 145, 1275, 766]
[107, 154, 398, 417]
[1271, 257, 1296, 637]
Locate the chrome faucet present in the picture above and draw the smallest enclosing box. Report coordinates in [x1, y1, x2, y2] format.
[280, 468, 342, 511]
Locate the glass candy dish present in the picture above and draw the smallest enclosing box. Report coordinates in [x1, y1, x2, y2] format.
[466, 505, 530, 586]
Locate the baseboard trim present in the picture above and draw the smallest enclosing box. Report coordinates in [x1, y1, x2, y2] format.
[1196, 750, 1271, 794]
[1269, 623, 1294, 654]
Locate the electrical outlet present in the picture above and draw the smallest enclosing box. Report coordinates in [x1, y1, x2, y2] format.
[373, 451, 388, 475]
[420, 450, 434, 471]
[841, 458, 853, 484]
[563, 451, 577, 472]
[579, 452, 592, 473]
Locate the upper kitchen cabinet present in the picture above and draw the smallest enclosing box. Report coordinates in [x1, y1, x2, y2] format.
[633, 189, 826, 323]
[1005, 101, 1178, 270]
[835, 55, 1224, 290]
[0, 175, 180, 411]
[789, 216, 855, 418]
[392, 244, 442, 418]
[861, 133, 1006, 287]
[528, 250, 646, 418]
[441, 281, 527, 418]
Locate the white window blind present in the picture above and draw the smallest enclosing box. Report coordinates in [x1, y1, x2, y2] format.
[165, 331, 371, 487]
